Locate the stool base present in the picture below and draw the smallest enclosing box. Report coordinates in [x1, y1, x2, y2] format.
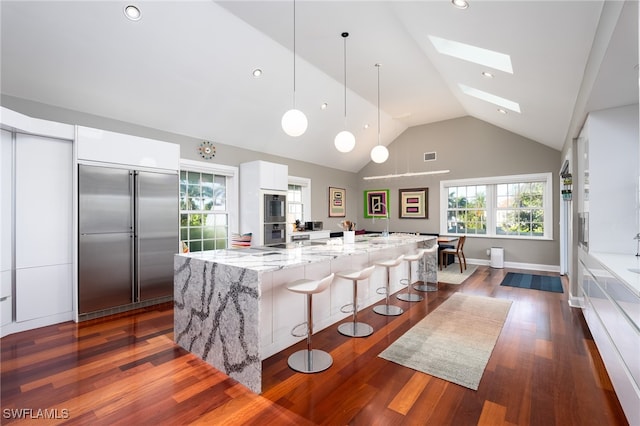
[338, 321, 373, 338]
[373, 304, 404, 316]
[397, 292, 424, 302]
[414, 282, 438, 292]
[288, 349, 333, 373]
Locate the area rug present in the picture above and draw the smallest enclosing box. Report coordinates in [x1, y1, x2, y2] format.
[500, 272, 563, 293]
[378, 293, 511, 390]
[437, 263, 477, 285]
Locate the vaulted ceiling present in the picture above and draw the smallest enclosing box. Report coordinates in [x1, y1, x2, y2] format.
[1, 1, 637, 172]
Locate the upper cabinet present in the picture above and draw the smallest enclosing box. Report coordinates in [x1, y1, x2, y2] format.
[240, 160, 288, 192]
[578, 104, 639, 254]
[77, 126, 180, 171]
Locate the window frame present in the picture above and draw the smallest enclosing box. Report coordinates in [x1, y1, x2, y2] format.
[439, 172, 553, 240]
[180, 159, 238, 250]
[288, 175, 311, 222]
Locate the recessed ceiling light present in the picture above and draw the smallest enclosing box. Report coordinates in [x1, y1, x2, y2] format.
[321, 102, 328, 110]
[497, 108, 507, 114]
[363, 124, 369, 129]
[252, 68, 262, 77]
[429, 35, 513, 74]
[482, 71, 494, 78]
[459, 84, 521, 113]
[451, 0, 469, 10]
[124, 5, 141, 21]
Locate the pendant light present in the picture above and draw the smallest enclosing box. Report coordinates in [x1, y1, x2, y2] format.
[281, 0, 308, 137]
[370, 63, 389, 163]
[334, 32, 356, 153]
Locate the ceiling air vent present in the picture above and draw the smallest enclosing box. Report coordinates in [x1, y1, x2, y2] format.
[423, 151, 437, 162]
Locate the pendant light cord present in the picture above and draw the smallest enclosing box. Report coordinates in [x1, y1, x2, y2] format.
[376, 63, 381, 146]
[292, 0, 297, 106]
[343, 33, 348, 121]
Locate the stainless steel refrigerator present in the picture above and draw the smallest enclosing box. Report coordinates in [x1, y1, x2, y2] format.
[78, 164, 178, 315]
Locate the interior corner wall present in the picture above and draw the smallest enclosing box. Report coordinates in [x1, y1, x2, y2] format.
[358, 116, 562, 267]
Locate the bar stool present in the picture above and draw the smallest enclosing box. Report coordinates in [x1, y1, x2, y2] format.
[336, 265, 376, 337]
[396, 249, 427, 302]
[414, 245, 439, 292]
[373, 254, 405, 316]
[286, 273, 335, 374]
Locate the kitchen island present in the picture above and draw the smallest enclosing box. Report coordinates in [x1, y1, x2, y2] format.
[174, 234, 437, 393]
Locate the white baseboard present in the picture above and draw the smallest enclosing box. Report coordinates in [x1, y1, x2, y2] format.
[466, 258, 560, 273]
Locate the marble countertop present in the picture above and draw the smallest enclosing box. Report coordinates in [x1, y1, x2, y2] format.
[590, 252, 640, 297]
[178, 234, 436, 272]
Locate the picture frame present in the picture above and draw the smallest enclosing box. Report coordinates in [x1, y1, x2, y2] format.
[399, 187, 428, 219]
[364, 189, 390, 218]
[328, 187, 346, 217]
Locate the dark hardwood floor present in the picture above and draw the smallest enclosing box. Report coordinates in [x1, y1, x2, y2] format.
[1, 266, 629, 425]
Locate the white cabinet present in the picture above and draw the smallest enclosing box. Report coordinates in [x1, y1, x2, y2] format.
[240, 160, 288, 192]
[1, 107, 74, 336]
[579, 106, 639, 254]
[1, 129, 12, 326]
[240, 161, 289, 245]
[15, 132, 73, 322]
[580, 251, 640, 426]
[77, 126, 179, 171]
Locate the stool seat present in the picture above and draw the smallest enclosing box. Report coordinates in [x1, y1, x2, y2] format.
[287, 273, 334, 374]
[287, 274, 334, 295]
[336, 265, 375, 338]
[397, 249, 427, 302]
[373, 255, 405, 316]
[414, 245, 439, 292]
[335, 266, 375, 281]
[375, 256, 404, 268]
[403, 250, 425, 262]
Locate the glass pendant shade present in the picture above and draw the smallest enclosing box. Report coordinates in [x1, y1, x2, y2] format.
[281, 109, 308, 137]
[334, 130, 355, 153]
[370, 144, 389, 163]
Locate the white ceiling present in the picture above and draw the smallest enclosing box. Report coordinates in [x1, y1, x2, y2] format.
[1, 1, 637, 172]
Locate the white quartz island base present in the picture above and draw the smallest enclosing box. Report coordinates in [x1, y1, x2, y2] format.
[174, 235, 437, 393]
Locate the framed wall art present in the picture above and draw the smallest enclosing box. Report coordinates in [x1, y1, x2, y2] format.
[399, 187, 428, 219]
[328, 187, 346, 217]
[364, 189, 389, 218]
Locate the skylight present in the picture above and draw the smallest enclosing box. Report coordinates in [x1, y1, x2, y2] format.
[459, 84, 521, 113]
[428, 35, 513, 74]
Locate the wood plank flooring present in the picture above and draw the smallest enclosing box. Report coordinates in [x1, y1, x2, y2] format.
[1, 266, 629, 425]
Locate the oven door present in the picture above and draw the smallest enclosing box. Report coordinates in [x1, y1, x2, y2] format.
[264, 224, 286, 245]
[264, 194, 286, 223]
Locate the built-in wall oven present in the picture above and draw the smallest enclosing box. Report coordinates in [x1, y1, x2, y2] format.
[264, 223, 286, 246]
[263, 193, 286, 246]
[264, 193, 286, 223]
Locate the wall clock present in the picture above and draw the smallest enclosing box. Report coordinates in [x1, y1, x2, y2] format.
[198, 141, 216, 160]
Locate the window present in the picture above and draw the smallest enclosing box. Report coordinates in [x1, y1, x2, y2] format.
[288, 176, 311, 223]
[440, 173, 552, 240]
[288, 184, 304, 223]
[179, 160, 238, 253]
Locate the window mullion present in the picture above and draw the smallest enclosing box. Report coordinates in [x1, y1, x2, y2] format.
[487, 185, 495, 237]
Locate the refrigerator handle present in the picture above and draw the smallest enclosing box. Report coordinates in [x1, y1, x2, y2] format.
[133, 171, 140, 302]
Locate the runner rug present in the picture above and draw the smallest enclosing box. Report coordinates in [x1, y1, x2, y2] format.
[499, 272, 564, 293]
[378, 293, 512, 390]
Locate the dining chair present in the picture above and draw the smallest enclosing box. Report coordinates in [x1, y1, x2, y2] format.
[439, 235, 467, 273]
